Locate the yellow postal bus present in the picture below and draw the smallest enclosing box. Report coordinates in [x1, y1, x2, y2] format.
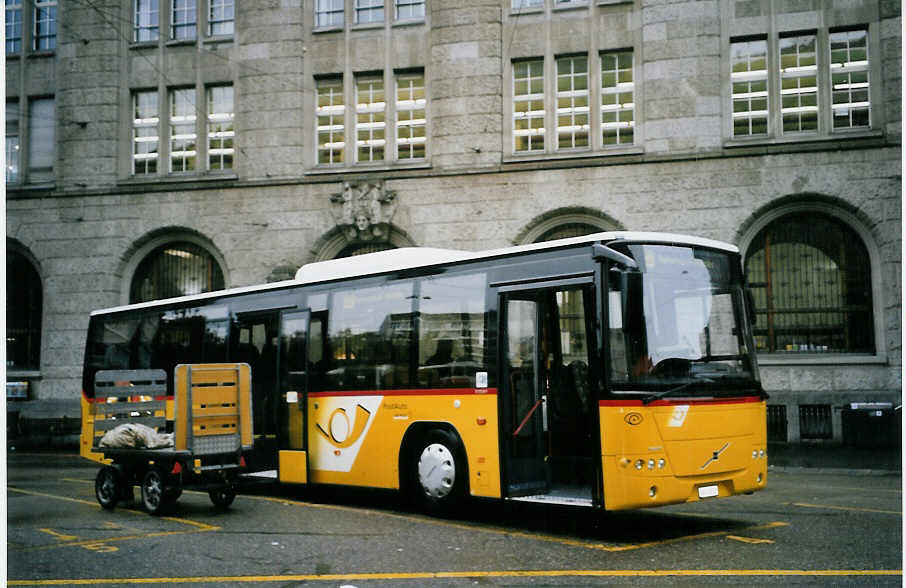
[81, 232, 768, 512]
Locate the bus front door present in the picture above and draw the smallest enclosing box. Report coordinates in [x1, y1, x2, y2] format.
[501, 286, 597, 506]
[278, 310, 309, 484]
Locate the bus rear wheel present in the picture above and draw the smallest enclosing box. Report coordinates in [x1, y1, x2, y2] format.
[410, 429, 467, 514]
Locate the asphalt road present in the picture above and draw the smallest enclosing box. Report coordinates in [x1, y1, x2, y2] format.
[6, 451, 902, 586]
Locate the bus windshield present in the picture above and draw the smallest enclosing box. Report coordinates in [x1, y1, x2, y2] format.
[607, 244, 760, 399]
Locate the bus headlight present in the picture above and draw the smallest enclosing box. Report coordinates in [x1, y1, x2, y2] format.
[658, 458, 665, 469]
[635, 459, 644, 470]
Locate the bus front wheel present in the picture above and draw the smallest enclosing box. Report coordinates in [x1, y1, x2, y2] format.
[410, 428, 467, 514]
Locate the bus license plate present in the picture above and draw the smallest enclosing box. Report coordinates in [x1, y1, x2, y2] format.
[698, 485, 719, 499]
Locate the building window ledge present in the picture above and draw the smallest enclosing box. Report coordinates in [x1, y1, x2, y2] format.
[306, 161, 432, 176]
[504, 145, 644, 164]
[313, 24, 344, 34]
[392, 18, 426, 28]
[724, 129, 884, 150]
[118, 172, 239, 187]
[757, 353, 888, 367]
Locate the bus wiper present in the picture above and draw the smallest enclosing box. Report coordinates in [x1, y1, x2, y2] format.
[642, 378, 713, 405]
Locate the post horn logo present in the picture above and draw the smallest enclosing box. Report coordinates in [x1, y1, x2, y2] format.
[316, 404, 372, 449]
[624, 412, 643, 426]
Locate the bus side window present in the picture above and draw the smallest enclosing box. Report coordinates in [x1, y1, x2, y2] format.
[308, 313, 327, 392]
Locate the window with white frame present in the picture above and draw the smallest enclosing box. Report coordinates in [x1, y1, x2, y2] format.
[134, 0, 160, 42]
[728, 27, 873, 140]
[208, 0, 234, 36]
[207, 85, 234, 170]
[396, 72, 426, 160]
[830, 28, 870, 129]
[731, 38, 769, 137]
[513, 59, 545, 153]
[600, 50, 634, 146]
[316, 0, 344, 27]
[27, 97, 54, 183]
[316, 78, 345, 165]
[33, 0, 56, 50]
[395, 0, 424, 21]
[171, 0, 197, 40]
[556, 56, 590, 150]
[355, 0, 383, 24]
[169, 88, 197, 172]
[356, 77, 386, 162]
[780, 34, 818, 134]
[512, 0, 543, 9]
[6, 101, 20, 184]
[133, 91, 159, 175]
[6, 0, 22, 54]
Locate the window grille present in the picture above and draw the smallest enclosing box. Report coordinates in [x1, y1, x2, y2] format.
[513, 60, 545, 152]
[600, 50, 634, 146]
[767, 405, 788, 442]
[535, 223, 600, 243]
[6, 250, 42, 371]
[130, 242, 225, 303]
[556, 56, 590, 150]
[780, 34, 818, 134]
[830, 28, 870, 129]
[799, 404, 832, 440]
[731, 38, 768, 137]
[745, 212, 874, 354]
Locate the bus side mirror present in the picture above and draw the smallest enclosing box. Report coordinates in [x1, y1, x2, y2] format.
[745, 288, 757, 326]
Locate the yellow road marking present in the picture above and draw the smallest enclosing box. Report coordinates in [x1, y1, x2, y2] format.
[790, 502, 902, 516]
[727, 535, 775, 544]
[38, 528, 78, 542]
[8, 486, 220, 552]
[47, 478, 785, 553]
[7, 569, 903, 585]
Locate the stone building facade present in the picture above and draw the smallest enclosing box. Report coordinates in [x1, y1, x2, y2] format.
[6, 0, 901, 447]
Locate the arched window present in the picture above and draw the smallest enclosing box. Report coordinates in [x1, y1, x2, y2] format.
[130, 241, 225, 303]
[744, 212, 873, 354]
[7, 250, 42, 371]
[534, 222, 602, 243]
[335, 242, 395, 259]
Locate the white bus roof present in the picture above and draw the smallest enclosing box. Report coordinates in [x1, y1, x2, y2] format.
[91, 231, 737, 316]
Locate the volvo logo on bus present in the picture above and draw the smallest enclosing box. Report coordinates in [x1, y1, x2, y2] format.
[700, 442, 730, 470]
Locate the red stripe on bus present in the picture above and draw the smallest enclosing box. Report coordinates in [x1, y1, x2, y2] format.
[308, 388, 498, 398]
[599, 396, 763, 407]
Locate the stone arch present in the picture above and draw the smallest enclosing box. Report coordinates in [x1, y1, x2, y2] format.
[118, 227, 229, 306]
[513, 206, 624, 245]
[6, 239, 44, 372]
[735, 193, 885, 357]
[309, 224, 418, 262]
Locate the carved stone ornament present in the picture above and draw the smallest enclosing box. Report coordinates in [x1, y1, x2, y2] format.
[329, 181, 398, 242]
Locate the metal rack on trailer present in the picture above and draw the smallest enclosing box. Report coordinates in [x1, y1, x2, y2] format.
[91, 363, 253, 514]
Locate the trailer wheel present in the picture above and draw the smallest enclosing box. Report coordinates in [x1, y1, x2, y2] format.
[209, 486, 236, 509]
[95, 466, 120, 510]
[141, 466, 167, 515]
